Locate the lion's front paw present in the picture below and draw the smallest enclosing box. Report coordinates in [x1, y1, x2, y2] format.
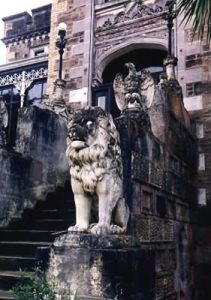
[90, 224, 110, 235]
[110, 225, 125, 234]
[68, 224, 88, 233]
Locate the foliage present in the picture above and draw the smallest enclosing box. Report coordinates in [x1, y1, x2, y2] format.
[177, 0, 211, 42]
[12, 269, 57, 300]
[12, 269, 78, 300]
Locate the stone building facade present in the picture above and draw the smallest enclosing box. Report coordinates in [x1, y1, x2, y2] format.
[0, 0, 210, 299]
[46, 5, 211, 297]
[1, 1, 210, 209]
[47, 0, 168, 108]
[0, 4, 51, 146]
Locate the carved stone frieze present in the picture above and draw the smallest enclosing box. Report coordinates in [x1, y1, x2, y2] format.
[96, 2, 165, 32]
[95, 20, 167, 60]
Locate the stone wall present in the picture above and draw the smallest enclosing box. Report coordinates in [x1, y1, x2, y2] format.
[2, 5, 51, 63]
[0, 106, 69, 227]
[113, 81, 197, 299]
[0, 148, 41, 226]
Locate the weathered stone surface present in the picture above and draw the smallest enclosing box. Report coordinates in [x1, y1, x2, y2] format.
[49, 233, 155, 300]
[0, 106, 69, 226]
[16, 106, 68, 181]
[0, 148, 42, 226]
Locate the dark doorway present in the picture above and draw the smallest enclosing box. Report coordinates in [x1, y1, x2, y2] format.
[103, 48, 167, 84]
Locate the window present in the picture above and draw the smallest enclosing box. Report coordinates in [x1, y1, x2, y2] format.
[156, 195, 166, 218]
[25, 79, 47, 106]
[185, 54, 202, 68]
[34, 49, 45, 57]
[0, 86, 20, 147]
[0, 77, 46, 147]
[141, 190, 154, 215]
[186, 82, 203, 97]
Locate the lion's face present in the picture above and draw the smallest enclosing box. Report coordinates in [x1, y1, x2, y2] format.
[68, 117, 96, 149]
[67, 107, 106, 149]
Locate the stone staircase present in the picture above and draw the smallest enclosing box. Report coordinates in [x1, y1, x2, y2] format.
[0, 182, 75, 299]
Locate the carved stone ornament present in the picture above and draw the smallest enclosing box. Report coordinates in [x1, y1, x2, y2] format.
[97, 1, 164, 31]
[0, 97, 8, 147]
[66, 106, 129, 235]
[113, 62, 155, 112]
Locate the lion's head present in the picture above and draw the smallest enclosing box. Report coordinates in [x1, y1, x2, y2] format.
[66, 107, 122, 193]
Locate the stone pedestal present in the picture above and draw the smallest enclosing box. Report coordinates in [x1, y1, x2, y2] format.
[49, 234, 155, 300]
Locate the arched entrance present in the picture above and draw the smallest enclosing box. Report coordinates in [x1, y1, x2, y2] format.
[103, 48, 167, 84]
[92, 43, 167, 117]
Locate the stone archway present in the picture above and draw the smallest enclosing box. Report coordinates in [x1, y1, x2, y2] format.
[95, 38, 167, 84]
[93, 38, 167, 117]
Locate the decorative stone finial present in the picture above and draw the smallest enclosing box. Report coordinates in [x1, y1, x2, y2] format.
[163, 56, 178, 81]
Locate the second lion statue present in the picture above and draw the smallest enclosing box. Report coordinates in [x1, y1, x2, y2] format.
[66, 106, 129, 235]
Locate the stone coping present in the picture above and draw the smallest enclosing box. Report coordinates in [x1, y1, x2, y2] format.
[53, 233, 141, 249]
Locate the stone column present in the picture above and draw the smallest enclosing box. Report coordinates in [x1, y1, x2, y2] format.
[49, 234, 155, 300]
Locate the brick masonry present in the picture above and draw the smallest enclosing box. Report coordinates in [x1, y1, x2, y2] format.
[47, 0, 93, 108]
[2, 5, 51, 63]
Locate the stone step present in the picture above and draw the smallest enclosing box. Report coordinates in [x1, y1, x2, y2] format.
[9, 219, 72, 231]
[0, 182, 75, 295]
[35, 200, 74, 210]
[0, 271, 33, 290]
[22, 208, 75, 220]
[0, 242, 51, 257]
[0, 290, 15, 300]
[0, 230, 54, 242]
[0, 256, 35, 272]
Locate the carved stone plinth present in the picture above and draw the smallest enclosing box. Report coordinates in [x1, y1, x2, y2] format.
[49, 234, 155, 300]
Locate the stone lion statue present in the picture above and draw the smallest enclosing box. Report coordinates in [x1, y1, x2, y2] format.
[66, 106, 129, 235]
